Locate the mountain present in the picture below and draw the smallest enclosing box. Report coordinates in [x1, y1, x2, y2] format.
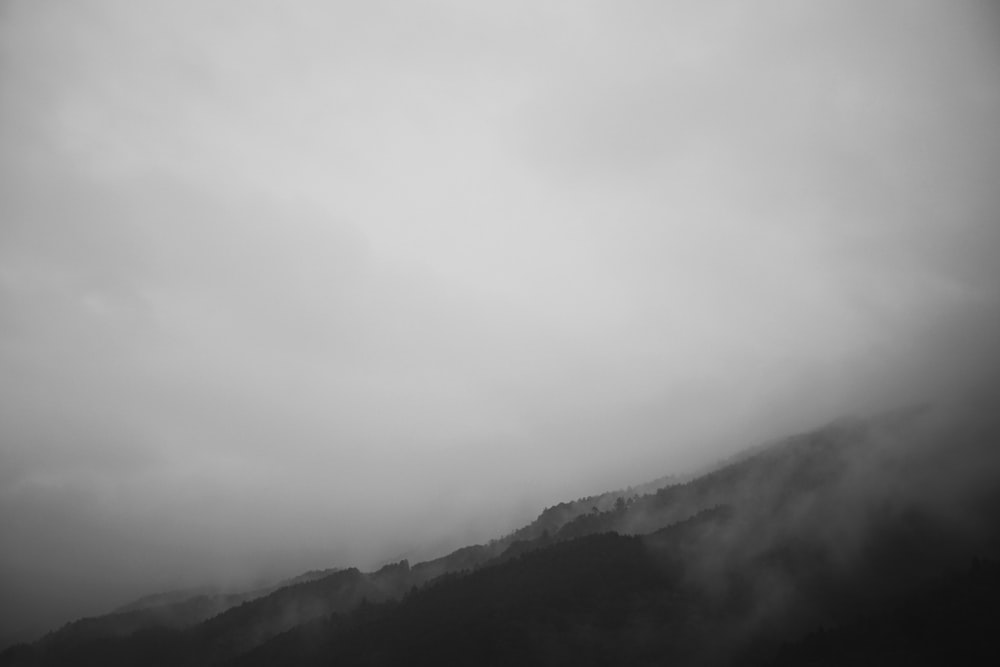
[13, 569, 350, 651]
[764, 558, 1000, 666]
[111, 587, 222, 615]
[3, 397, 998, 666]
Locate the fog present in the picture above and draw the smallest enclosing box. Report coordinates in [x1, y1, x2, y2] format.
[2, 0, 999, 647]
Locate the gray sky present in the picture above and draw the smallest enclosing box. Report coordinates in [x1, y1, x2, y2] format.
[2, 0, 999, 643]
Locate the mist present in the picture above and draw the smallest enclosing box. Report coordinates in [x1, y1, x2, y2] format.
[2, 0, 999, 647]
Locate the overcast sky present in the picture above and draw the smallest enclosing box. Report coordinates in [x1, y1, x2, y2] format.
[2, 0, 999, 644]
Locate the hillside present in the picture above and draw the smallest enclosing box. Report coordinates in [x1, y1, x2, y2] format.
[3, 397, 998, 666]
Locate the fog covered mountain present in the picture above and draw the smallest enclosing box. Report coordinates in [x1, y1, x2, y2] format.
[4, 1, 1000, 659]
[4, 392, 998, 666]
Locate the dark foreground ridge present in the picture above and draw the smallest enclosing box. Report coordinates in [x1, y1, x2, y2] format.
[4, 398, 999, 666]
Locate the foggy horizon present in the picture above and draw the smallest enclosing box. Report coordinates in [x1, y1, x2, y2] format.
[2, 0, 999, 648]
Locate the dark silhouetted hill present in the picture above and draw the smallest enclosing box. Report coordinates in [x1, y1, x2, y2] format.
[4, 398, 998, 666]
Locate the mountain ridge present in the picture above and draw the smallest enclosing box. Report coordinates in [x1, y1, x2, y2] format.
[4, 398, 997, 665]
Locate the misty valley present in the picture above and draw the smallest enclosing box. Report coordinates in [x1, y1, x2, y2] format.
[4, 396, 999, 666]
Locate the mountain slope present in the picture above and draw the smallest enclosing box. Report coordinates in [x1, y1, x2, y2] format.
[4, 397, 998, 666]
